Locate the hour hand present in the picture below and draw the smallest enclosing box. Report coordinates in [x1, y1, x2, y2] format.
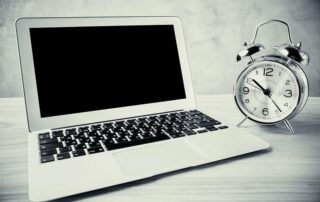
[252, 79, 267, 93]
[246, 81, 262, 91]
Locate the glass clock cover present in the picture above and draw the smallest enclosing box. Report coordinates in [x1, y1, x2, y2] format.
[235, 60, 300, 123]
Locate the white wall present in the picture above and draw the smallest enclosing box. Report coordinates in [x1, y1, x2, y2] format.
[1, 0, 319, 97]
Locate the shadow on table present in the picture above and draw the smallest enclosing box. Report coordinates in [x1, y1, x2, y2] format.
[51, 148, 272, 202]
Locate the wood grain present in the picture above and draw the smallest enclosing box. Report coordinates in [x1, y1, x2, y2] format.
[0, 95, 319, 202]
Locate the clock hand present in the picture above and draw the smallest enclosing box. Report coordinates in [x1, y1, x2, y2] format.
[268, 95, 282, 112]
[252, 79, 267, 93]
[246, 81, 262, 91]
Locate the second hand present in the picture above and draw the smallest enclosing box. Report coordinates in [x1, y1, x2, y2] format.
[246, 81, 262, 91]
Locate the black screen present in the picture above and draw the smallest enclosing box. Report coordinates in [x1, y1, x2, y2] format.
[29, 25, 186, 117]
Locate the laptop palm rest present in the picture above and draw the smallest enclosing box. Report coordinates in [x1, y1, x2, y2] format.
[113, 141, 207, 178]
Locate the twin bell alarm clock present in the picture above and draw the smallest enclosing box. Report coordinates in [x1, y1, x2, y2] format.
[234, 19, 310, 134]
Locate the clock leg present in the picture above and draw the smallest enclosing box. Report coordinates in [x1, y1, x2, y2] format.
[237, 116, 248, 127]
[284, 119, 294, 134]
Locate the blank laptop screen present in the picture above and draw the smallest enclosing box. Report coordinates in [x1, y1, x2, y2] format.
[29, 25, 186, 118]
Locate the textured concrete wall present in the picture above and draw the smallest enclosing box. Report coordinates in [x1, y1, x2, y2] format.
[0, 0, 319, 97]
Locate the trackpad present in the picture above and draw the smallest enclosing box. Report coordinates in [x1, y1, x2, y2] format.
[113, 141, 206, 178]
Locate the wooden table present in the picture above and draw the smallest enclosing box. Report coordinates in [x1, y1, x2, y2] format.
[0, 95, 320, 202]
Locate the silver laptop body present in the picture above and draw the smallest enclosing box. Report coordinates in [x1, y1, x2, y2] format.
[16, 16, 269, 201]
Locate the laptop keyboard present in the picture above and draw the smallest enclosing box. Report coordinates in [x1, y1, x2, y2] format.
[38, 110, 228, 163]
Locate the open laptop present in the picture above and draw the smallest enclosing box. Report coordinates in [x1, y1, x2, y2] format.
[16, 16, 269, 201]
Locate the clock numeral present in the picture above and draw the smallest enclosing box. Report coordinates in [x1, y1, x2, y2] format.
[262, 108, 269, 116]
[284, 103, 289, 107]
[246, 78, 253, 83]
[285, 80, 290, 85]
[245, 99, 250, 103]
[284, 90, 292, 97]
[263, 68, 273, 76]
[256, 70, 259, 75]
[243, 87, 249, 94]
[279, 71, 281, 76]
[253, 107, 257, 111]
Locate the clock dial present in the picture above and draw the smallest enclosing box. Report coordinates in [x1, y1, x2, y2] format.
[235, 61, 300, 123]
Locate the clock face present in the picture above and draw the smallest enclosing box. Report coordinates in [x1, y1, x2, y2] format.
[235, 60, 300, 123]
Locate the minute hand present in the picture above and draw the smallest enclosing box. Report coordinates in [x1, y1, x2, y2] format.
[269, 96, 282, 112]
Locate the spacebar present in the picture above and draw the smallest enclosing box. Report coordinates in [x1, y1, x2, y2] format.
[104, 135, 170, 150]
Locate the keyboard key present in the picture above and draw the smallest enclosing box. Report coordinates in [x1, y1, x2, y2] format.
[41, 155, 54, 163]
[40, 142, 63, 150]
[218, 126, 228, 129]
[197, 129, 208, 134]
[187, 124, 199, 130]
[78, 126, 89, 133]
[87, 146, 104, 154]
[90, 135, 99, 141]
[113, 126, 122, 132]
[100, 129, 112, 135]
[38, 133, 50, 140]
[189, 110, 202, 115]
[57, 152, 71, 160]
[116, 137, 129, 144]
[160, 114, 169, 118]
[87, 131, 99, 137]
[39, 137, 58, 145]
[74, 144, 87, 150]
[184, 120, 198, 125]
[64, 140, 77, 146]
[73, 150, 86, 157]
[102, 138, 116, 145]
[207, 127, 218, 131]
[52, 130, 64, 138]
[183, 130, 197, 136]
[197, 121, 221, 128]
[65, 128, 77, 135]
[115, 121, 125, 126]
[148, 116, 158, 121]
[138, 118, 148, 123]
[78, 133, 86, 138]
[169, 112, 179, 116]
[40, 148, 57, 156]
[168, 132, 185, 138]
[141, 132, 153, 139]
[91, 124, 102, 131]
[88, 142, 101, 148]
[59, 146, 71, 153]
[128, 134, 142, 141]
[103, 123, 114, 129]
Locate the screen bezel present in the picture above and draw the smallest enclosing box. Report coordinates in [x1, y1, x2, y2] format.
[16, 17, 196, 132]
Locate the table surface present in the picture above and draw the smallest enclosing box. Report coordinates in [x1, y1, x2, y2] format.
[0, 95, 320, 202]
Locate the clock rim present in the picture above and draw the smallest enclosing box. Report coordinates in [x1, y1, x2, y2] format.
[234, 57, 303, 125]
[286, 58, 309, 117]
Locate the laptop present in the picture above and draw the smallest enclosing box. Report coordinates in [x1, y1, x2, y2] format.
[16, 16, 269, 201]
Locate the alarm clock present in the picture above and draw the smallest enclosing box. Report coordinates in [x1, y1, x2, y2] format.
[234, 19, 309, 134]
